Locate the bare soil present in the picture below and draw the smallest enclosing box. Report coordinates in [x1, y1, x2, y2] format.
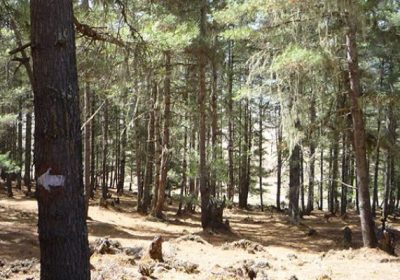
[1, 189, 399, 280]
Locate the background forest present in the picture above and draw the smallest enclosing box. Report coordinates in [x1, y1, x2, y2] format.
[1, 0, 400, 279]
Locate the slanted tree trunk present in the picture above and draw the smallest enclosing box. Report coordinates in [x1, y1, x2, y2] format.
[153, 51, 172, 218]
[31, 0, 90, 278]
[345, 14, 377, 247]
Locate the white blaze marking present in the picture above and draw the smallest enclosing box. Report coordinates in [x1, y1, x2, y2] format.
[37, 168, 65, 191]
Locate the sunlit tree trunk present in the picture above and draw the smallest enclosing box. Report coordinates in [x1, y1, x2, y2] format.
[345, 14, 377, 247]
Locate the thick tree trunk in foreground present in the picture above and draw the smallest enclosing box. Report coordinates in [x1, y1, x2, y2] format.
[345, 17, 377, 247]
[31, 0, 90, 278]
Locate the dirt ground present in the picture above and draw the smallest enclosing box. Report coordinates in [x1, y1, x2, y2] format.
[1, 189, 399, 280]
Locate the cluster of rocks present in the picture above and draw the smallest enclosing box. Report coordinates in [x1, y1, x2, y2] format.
[222, 239, 265, 254]
[174, 234, 209, 245]
[0, 258, 38, 280]
[210, 259, 271, 280]
[90, 237, 144, 259]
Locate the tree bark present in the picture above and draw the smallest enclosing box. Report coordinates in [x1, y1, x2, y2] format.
[258, 98, 264, 211]
[24, 112, 32, 193]
[305, 98, 316, 214]
[31, 0, 90, 278]
[140, 82, 156, 212]
[84, 83, 92, 216]
[276, 106, 282, 210]
[319, 148, 324, 210]
[101, 99, 109, 200]
[153, 51, 172, 218]
[227, 40, 235, 202]
[345, 16, 377, 247]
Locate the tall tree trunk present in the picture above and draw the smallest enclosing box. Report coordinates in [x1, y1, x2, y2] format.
[276, 106, 282, 210]
[210, 57, 218, 197]
[153, 51, 172, 218]
[319, 147, 324, 210]
[117, 116, 127, 194]
[227, 40, 235, 201]
[372, 111, 381, 216]
[239, 101, 250, 209]
[90, 93, 96, 199]
[31, 0, 90, 278]
[306, 98, 316, 214]
[258, 98, 264, 211]
[84, 83, 92, 216]
[151, 86, 162, 212]
[289, 141, 301, 224]
[24, 112, 32, 193]
[345, 15, 377, 247]
[300, 148, 305, 214]
[17, 105, 23, 190]
[140, 83, 156, 212]
[340, 132, 349, 216]
[101, 99, 109, 200]
[199, 0, 210, 229]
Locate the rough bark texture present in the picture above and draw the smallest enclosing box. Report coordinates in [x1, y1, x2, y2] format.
[289, 143, 301, 224]
[276, 107, 282, 210]
[84, 84, 92, 216]
[154, 52, 172, 218]
[199, 0, 210, 229]
[227, 41, 234, 202]
[31, 0, 90, 278]
[24, 112, 32, 193]
[305, 99, 316, 214]
[345, 16, 377, 247]
[101, 100, 109, 200]
[140, 83, 156, 212]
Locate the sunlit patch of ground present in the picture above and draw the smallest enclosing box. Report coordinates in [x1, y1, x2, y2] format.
[1, 188, 399, 280]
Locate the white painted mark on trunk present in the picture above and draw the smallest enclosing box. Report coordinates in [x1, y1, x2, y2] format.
[37, 168, 65, 191]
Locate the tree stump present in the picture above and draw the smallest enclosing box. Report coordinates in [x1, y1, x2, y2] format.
[207, 196, 229, 230]
[148, 236, 163, 261]
[342, 226, 352, 249]
[380, 230, 395, 255]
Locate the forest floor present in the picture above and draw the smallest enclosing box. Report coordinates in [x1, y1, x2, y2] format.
[0, 189, 400, 280]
